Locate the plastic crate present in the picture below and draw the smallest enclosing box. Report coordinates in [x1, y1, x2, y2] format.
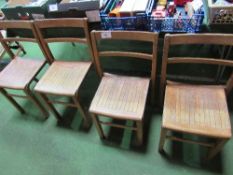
[150, 6, 204, 33]
[100, 0, 154, 30]
[207, 0, 233, 24]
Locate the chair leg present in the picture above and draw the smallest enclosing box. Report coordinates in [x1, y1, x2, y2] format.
[207, 139, 228, 160]
[15, 41, 26, 55]
[24, 87, 49, 119]
[136, 121, 143, 145]
[91, 113, 106, 139]
[159, 128, 167, 152]
[72, 96, 91, 128]
[37, 93, 62, 120]
[0, 88, 25, 114]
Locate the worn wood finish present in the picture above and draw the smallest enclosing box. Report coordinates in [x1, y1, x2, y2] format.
[0, 20, 47, 59]
[2, 38, 37, 43]
[165, 135, 215, 147]
[38, 93, 62, 120]
[168, 57, 233, 66]
[166, 33, 233, 46]
[99, 51, 152, 60]
[159, 33, 233, 160]
[34, 18, 93, 126]
[0, 88, 25, 114]
[0, 40, 25, 59]
[72, 95, 91, 127]
[0, 57, 45, 89]
[34, 61, 91, 96]
[90, 73, 150, 120]
[45, 38, 87, 44]
[89, 31, 159, 145]
[0, 21, 48, 118]
[163, 85, 231, 138]
[93, 31, 158, 42]
[158, 128, 167, 152]
[207, 139, 228, 160]
[24, 85, 49, 119]
[91, 113, 106, 139]
[99, 121, 137, 131]
[0, 20, 33, 29]
[34, 18, 94, 64]
[47, 100, 78, 107]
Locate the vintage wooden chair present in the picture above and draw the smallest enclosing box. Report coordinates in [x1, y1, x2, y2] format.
[159, 33, 233, 160]
[0, 20, 48, 117]
[89, 31, 158, 145]
[33, 18, 94, 127]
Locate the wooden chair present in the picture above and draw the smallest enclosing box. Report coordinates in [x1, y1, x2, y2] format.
[89, 31, 158, 145]
[159, 33, 233, 160]
[0, 20, 48, 117]
[33, 18, 94, 127]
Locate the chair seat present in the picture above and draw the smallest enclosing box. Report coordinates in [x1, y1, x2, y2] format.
[162, 84, 232, 138]
[89, 73, 150, 121]
[0, 57, 45, 89]
[34, 61, 91, 96]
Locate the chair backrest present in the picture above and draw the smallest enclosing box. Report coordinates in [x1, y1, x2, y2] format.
[34, 18, 93, 64]
[160, 33, 233, 104]
[0, 20, 45, 59]
[91, 30, 158, 97]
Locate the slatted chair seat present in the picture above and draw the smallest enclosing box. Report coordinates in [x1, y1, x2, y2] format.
[34, 61, 91, 96]
[89, 73, 150, 121]
[0, 57, 45, 89]
[163, 84, 231, 139]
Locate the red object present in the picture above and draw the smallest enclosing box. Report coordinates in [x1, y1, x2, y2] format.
[167, 2, 176, 16]
[174, 0, 193, 6]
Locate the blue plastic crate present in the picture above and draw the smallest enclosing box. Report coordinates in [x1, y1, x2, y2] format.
[100, 0, 154, 30]
[150, 7, 204, 33]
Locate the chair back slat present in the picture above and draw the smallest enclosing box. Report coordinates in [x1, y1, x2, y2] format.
[0, 20, 33, 29]
[99, 51, 153, 60]
[34, 18, 93, 64]
[0, 20, 37, 43]
[2, 38, 37, 43]
[160, 33, 233, 105]
[91, 30, 158, 100]
[167, 33, 233, 46]
[168, 57, 233, 66]
[45, 38, 87, 44]
[93, 31, 157, 42]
